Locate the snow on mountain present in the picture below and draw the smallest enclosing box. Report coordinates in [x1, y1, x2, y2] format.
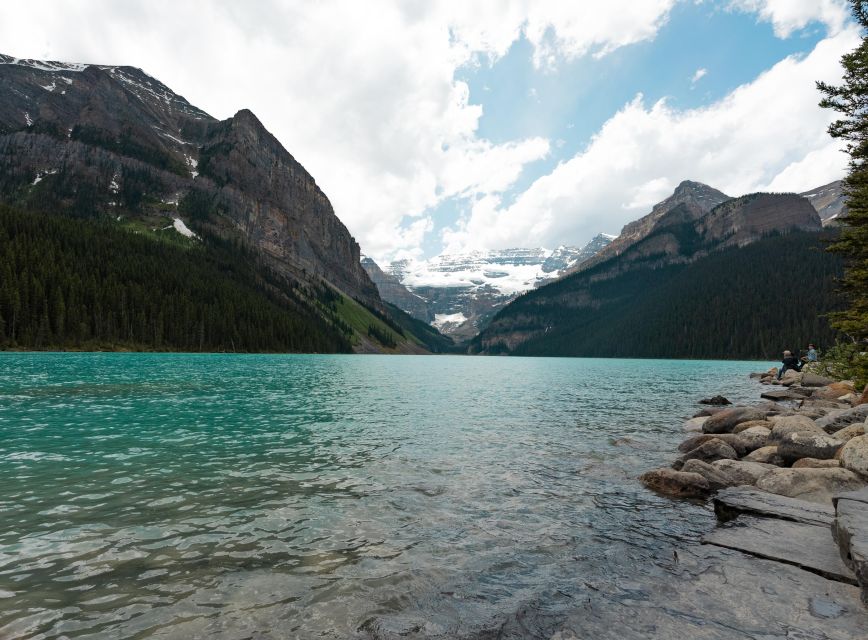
[369, 234, 614, 341]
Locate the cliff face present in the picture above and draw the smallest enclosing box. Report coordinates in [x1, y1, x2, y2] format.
[0, 55, 379, 307]
[360, 257, 430, 322]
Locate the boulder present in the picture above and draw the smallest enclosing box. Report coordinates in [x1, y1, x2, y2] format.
[674, 438, 738, 469]
[678, 433, 750, 457]
[858, 384, 868, 406]
[801, 372, 836, 387]
[744, 446, 782, 464]
[640, 468, 710, 498]
[699, 395, 731, 405]
[835, 423, 866, 442]
[733, 419, 773, 434]
[837, 435, 868, 479]
[737, 426, 771, 452]
[769, 415, 825, 443]
[683, 416, 708, 432]
[693, 406, 729, 418]
[755, 467, 865, 504]
[778, 432, 844, 464]
[760, 389, 802, 401]
[813, 381, 856, 401]
[816, 405, 868, 434]
[792, 458, 842, 469]
[780, 370, 802, 386]
[703, 407, 767, 435]
[710, 459, 774, 485]
[681, 459, 734, 491]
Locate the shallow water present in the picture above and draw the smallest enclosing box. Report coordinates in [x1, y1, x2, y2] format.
[0, 353, 769, 638]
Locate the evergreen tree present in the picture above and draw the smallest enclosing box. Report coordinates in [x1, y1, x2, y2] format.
[817, 0, 868, 384]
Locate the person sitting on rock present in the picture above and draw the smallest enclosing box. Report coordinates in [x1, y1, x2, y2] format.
[777, 350, 802, 380]
[800, 343, 818, 364]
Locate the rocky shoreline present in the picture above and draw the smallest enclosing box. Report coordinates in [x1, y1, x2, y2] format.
[640, 366, 868, 610]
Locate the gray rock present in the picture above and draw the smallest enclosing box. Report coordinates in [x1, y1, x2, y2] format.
[677, 433, 748, 457]
[756, 467, 865, 504]
[817, 404, 868, 434]
[837, 435, 868, 479]
[778, 432, 844, 463]
[702, 407, 767, 435]
[674, 438, 738, 469]
[792, 457, 842, 469]
[682, 416, 708, 432]
[732, 419, 772, 433]
[802, 372, 836, 387]
[710, 459, 774, 485]
[639, 468, 710, 498]
[681, 459, 734, 491]
[699, 395, 731, 405]
[835, 423, 866, 442]
[769, 415, 825, 443]
[744, 445, 781, 464]
[736, 426, 770, 452]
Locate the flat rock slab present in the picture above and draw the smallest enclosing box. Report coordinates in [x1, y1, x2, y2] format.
[834, 486, 868, 508]
[760, 389, 801, 401]
[502, 546, 867, 640]
[713, 486, 834, 526]
[702, 516, 856, 584]
[834, 498, 868, 604]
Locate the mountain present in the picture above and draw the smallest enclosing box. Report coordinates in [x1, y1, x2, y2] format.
[801, 180, 847, 225]
[370, 235, 613, 341]
[473, 182, 830, 358]
[361, 256, 430, 322]
[0, 54, 440, 353]
[577, 180, 731, 273]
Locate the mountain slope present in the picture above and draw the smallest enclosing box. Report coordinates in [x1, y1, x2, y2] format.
[0, 54, 430, 352]
[474, 184, 827, 358]
[801, 180, 847, 225]
[361, 256, 430, 322]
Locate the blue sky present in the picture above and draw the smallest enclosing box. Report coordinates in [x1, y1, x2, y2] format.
[0, 1, 856, 261]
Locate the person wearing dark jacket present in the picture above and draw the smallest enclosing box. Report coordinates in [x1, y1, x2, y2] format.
[777, 350, 802, 380]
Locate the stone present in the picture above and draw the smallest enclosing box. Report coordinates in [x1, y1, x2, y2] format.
[778, 432, 844, 463]
[736, 426, 770, 452]
[835, 423, 866, 442]
[756, 467, 865, 504]
[768, 415, 825, 443]
[760, 389, 802, 401]
[858, 384, 868, 406]
[681, 459, 734, 491]
[833, 497, 868, 605]
[744, 445, 782, 464]
[702, 407, 767, 435]
[674, 438, 738, 469]
[677, 433, 750, 457]
[640, 468, 710, 498]
[801, 372, 836, 387]
[699, 395, 731, 405]
[682, 416, 708, 432]
[813, 381, 857, 401]
[837, 435, 868, 479]
[732, 419, 772, 434]
[792, 457, 842, 469]
[692, 406, 728, 418]
[710, 459, 774, 485]
[713, 486, 834, 526]
[702, 516, 856, 584]
[817, 405, 868, 434]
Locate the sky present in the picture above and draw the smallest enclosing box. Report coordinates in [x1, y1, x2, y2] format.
[0, 1, 858, 262]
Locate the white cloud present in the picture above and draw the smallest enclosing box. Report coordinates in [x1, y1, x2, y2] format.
[730, 0, 849, 37]
[0, 0, 676, 263]
[691, 68, 708, 84]
[442, 26, 857, 253]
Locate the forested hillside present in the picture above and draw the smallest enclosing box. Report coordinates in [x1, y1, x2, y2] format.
[0, 206, 353, 352]
[471, 232, 843, 360]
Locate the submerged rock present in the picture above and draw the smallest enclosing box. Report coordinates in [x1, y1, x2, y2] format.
[699, 395, 731, 406]
[640, 468, 710, 498]
[755, 467, 864, 504]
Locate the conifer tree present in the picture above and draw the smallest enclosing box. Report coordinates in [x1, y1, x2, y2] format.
[817, 0, 868, 343]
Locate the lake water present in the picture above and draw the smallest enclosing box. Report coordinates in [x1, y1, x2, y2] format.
[0, 353, 769, 639]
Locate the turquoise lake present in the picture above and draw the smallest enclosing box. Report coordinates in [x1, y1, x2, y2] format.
[0, 353, 771, 639]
